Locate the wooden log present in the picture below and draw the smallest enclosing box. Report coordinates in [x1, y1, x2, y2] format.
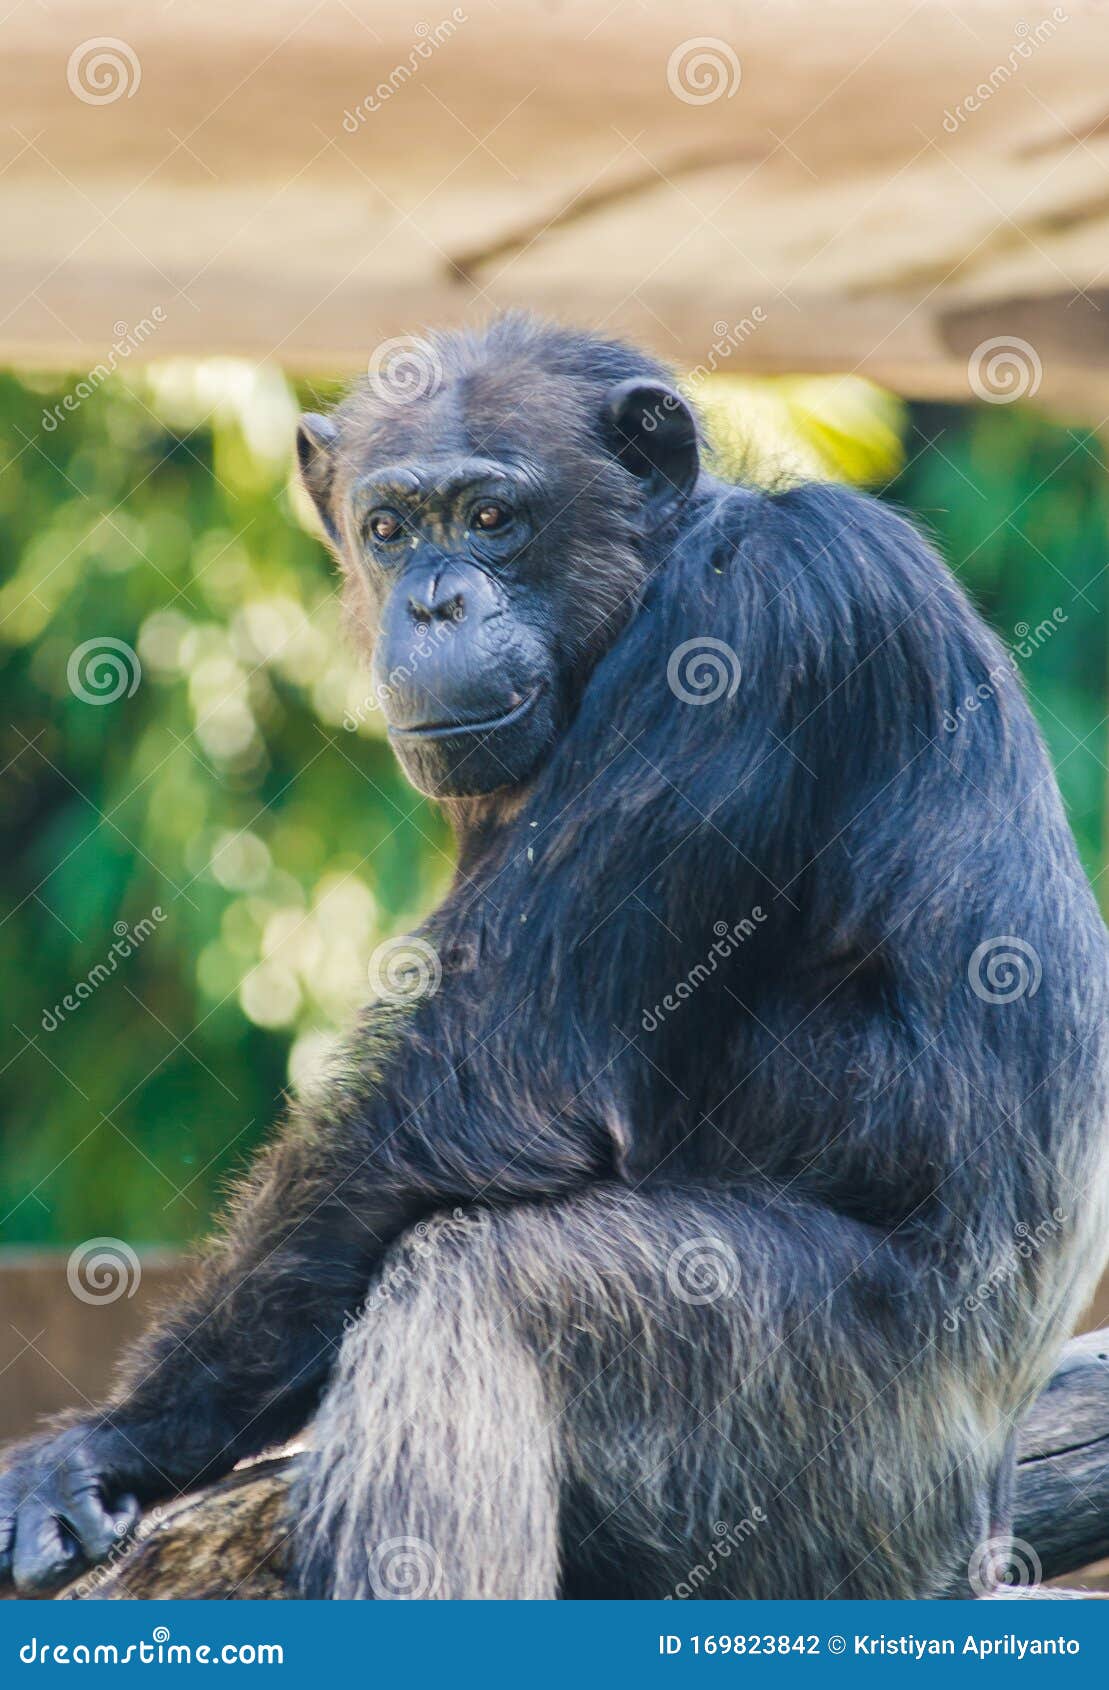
[57, 1458, 296, 1601]
[1015, 1326, 1109, 1581]
[54, 1330, 1109, 1599]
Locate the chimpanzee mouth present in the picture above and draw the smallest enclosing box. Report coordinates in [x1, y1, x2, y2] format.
[389, 684, 544, 742]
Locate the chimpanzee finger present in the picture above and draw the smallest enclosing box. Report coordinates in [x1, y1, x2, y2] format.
[0, 1462, 26, 1587]
[12, 1499, 80, 1595]
[0, 1510, 14, 1586]
[57, 1469, 131, 1564]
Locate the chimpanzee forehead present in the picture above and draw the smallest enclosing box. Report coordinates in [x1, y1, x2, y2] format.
[347, 359, 599, 482]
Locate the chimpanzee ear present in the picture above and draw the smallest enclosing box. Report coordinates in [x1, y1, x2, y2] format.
[603, 379, 699, 527]
[296, 412, 340, 541]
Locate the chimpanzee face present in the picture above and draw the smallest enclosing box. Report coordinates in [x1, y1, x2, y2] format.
[296, 324, 699, 800]
[345, 450, 562, 798]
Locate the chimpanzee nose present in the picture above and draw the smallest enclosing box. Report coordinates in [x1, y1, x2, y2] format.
[407, 564, 470, 626]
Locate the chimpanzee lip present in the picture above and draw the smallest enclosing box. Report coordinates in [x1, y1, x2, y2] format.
[389, 683, 543, 742]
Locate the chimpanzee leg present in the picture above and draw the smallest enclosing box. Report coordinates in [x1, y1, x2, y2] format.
[292, 1186, 1010, 1600]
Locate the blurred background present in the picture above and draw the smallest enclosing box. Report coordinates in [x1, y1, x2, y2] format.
[4, 0, 1109, 1509]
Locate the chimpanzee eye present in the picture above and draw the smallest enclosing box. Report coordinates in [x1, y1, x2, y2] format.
[471, 501, 510, 533]
[368, 509, 404, 543]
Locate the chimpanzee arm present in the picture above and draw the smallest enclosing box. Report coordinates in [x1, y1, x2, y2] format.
[0, 997, 616, 1593]
[107, 1037, 613, 1485]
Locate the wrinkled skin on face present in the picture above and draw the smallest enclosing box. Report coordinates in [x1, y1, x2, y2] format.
[297, 315, 699, 803]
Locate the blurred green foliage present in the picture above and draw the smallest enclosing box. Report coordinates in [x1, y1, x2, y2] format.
[888, 404, 1109, 882]
[0, 362, 452, 1247]
[0, 364, 1106, 1247]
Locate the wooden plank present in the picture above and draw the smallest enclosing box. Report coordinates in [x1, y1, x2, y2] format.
[1, 2, 1109, 398]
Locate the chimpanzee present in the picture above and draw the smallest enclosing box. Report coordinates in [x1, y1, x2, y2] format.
[2, 313, 1108, 1599]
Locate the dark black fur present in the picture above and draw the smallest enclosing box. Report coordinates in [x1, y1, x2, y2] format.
[2, 315, 1108, 1599]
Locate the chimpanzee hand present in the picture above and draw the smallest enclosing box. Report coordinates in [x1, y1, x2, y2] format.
[0, 1421, 156, 1595]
